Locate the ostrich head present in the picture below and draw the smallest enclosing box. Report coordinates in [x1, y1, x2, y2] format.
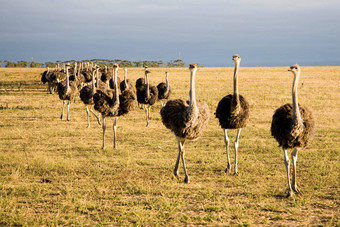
[232, 55, 241, 63]
[189, 63, 198, 73]
[145, 70, 151, 75]
[288, 64, 300, 73]
[113, 63, 119, 69]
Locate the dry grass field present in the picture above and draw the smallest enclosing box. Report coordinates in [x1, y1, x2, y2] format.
[0, 66, 339, 226]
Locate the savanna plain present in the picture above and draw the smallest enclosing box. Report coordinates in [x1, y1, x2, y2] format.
[0, 66, 339, 226]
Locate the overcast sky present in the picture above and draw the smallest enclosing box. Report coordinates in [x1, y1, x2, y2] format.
[0, 0, 339, 66]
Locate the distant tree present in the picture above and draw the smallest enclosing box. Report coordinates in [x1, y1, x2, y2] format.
[30, 61, 42, 68]
[45, 62, 57, 68]
[5, 61, 16, 68]
[167, 59, 185, 67]
[17, 61, 28, 67]
[134, 61, 143, 67]
[0, 61, 2, 67]
[120, 60, 134, 67]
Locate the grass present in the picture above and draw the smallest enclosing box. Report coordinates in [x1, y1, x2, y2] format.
[0, 66, 339, 226]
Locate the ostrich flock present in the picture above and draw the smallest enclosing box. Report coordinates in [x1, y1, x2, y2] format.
[40, 56, 315, 198]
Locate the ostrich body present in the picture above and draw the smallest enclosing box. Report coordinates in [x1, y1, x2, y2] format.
[79, 68, 101, 127]
[93, 64, 135, 149]
[136, 70, 158, 126]
[157, 71, 172, 107]
[271, 64, 315, 197]
[215, 55, 250, 175]
[57, 64, 79, 121]
[160, 63, 210, 183]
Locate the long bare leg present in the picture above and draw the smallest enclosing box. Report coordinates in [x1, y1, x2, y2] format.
[224, 129, 231, 173]
[283, 147, 293, 197]
[291, 148, 301, 194]
[60, 100, 65, 119]
[67, 100, 70, 121]
[113, 117, 118, 149]
[145, 105, 149, 127]
[179, 141, 189, 183]
[86, 106, 90, 128]
[233, 128, 242, 175]
[174, 138, 181, 178]
[90, 109, 101, 125]
[102, 116, 106, 149]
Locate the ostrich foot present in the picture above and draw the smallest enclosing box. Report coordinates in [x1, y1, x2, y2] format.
[224, 163, 231, 173]
[173, 170, 179, 178]
[234, 171, 239, 176]
[184, 176, 190, 183]
[285, 189, 294, 198]
[293, 186, 302, 194]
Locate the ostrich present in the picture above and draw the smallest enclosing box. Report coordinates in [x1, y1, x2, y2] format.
[160, 63, 210, 183]
[271, 64, 315, 197]
[157, 71, 172, 107]
[135, 66, 148, 109]
[136, 70, 158, 126]
[93, 63, 135, 149]
[79, 68, 101, 128]
[120, 68, 136, 95]
[57, 63, 78, 121]
[215, 55, 250, 175]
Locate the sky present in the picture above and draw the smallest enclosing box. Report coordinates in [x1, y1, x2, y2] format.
[0, 0, 339, 67]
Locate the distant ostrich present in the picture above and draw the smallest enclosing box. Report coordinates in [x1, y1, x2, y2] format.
[79, 68, 101, 128]
[136, 70, 158, 126]
[160, 63, 210, 183]
[271, 64, 315, 198]
[215, 55, 250, 175]
[93, 64, 135, 149]
[157, 71, 172, 107]
[57, 63, 79, 121]
[120, 68, 136, 95]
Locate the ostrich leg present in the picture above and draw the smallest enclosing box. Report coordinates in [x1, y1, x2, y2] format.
[90, 109, 101, 125]
[174, 138, 182, 178]
[86, 106, 90, 128]
[67, 100, 70, 121]
[291, 148, 301, 193]
[179, 140, 189, 183]
[233, 128, 242, 175]
[113, 117, 118, 149]
[102, 117, 106, 149]
[224, 129, 231, 173]
[60, 100, 66, 119]
[145, 105, 149, 127]
[283, 147, 293, 197]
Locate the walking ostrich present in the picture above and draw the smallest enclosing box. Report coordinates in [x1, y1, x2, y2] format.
[137, 70, 158, 126]
[157, 71, 172, 107]
[271, 64, 315, 198]
[79, 68, 101, 127]
[160, 63, 210, 183]
[93, 64, 135, 149]
[57, 63, 78, 121]
[215, 55, 250, 175]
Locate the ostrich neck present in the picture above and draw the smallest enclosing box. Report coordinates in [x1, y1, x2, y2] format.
[146, 74, 150, 98]
[113, 68, 119, 104]
[187, 69, 198, 121]
[91, 71, 96, 92]
[124, 70, 129, 89]
[232, 61, 241, 114]
[66, 67, 70, 92]
[165, 73, 169, 94]
[292, 71, 302, 125]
